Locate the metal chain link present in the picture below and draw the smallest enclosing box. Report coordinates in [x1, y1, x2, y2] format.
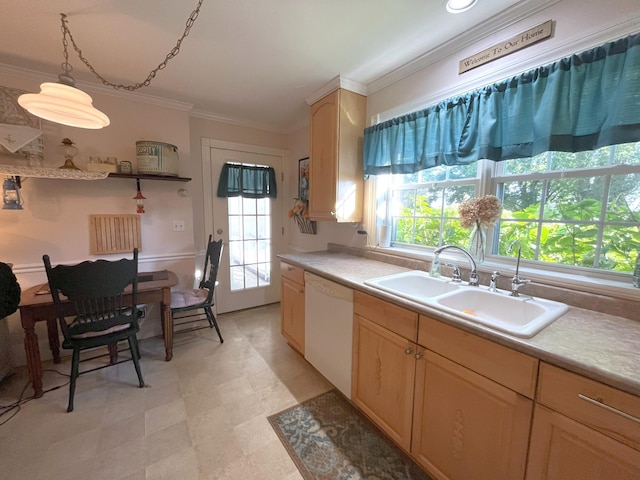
[60, 0, 204, 91]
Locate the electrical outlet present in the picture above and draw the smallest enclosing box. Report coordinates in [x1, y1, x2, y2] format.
[137, 307, 146, 319]
[172, 220, 185, 232]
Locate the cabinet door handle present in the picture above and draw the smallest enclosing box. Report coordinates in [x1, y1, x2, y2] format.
[415, 352, 424, 360]
[405, 347, 414, 355]
[578, 394, 640, 423]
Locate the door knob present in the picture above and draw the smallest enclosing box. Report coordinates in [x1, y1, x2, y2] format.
[217, 228, 223, 234]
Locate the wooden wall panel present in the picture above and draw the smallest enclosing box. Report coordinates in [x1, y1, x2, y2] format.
[89, 214, 141, 254]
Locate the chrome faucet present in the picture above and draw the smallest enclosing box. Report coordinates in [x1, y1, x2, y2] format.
[444, 263, 462, 283]
[433, 245, 479, 286]
[488, 271, 500, 292]
[508, 240, 530, 296]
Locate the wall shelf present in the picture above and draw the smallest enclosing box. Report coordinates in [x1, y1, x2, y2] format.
[0, 165, 192, 182]
[108, 173, 191, 182]
[0, 164, 108, 180]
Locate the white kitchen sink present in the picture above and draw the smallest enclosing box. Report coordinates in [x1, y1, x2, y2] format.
[364, 270, 568, 338]
[364, 270, 461, 302]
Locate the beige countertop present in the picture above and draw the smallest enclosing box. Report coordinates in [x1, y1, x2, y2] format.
[279, 250, 640, 397]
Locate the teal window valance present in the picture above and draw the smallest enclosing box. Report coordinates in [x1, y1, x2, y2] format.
[216, 163, 277, 199]
[363, 32, 640, 175]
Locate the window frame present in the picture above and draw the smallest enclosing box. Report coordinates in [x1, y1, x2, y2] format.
[373, 148, 640, 299]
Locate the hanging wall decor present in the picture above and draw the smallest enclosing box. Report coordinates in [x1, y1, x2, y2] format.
[0, 86, 44, 167]
[290, 157, 316, 234]
[459, 20, 553, 74]
[298, 157, 310, 201]
[289, 198, 317, 234]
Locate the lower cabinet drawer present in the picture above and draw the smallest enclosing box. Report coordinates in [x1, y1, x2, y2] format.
[418, 315, 538, 398]
[280, 261, 304, 284]
[537, 362, 640, 450]
[354, 291, 418, 341]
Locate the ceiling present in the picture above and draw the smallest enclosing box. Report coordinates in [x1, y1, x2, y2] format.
[0, 0, 528, 132]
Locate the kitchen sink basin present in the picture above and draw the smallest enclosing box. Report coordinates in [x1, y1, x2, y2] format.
[364, 270, 568, 338]
[364, 270, 461, 302]
[433, 288, 568, 338]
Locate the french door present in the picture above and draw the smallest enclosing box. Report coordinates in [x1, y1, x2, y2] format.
[202, 139, 285, 314]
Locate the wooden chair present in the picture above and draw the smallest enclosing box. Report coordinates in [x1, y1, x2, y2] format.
[43, 249, 145, 412]
[170, 235, 224, 343]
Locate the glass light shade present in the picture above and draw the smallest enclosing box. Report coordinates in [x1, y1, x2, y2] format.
[446, 0, 478, 13]
[18, 82, 110, 129]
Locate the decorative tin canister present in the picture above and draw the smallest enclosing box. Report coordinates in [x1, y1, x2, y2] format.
[135, 141, 179, 176]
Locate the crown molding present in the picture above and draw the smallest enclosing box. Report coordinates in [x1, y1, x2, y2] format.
[305, 75, 368, 106]
[189, 109, 290, 134]
[0, 63, 193, 111]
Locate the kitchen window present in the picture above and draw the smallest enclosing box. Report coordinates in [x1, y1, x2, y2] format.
[365, 33, 640, 286]
[379, 141, 640, 276]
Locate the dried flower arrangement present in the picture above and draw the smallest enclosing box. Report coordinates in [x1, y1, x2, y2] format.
[458, 195, 503, 229]
[288, 198, 316, 234]
[288, 198, 309, 219]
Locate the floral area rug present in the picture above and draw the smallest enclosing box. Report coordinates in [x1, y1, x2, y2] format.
[268, 390, 432, 480]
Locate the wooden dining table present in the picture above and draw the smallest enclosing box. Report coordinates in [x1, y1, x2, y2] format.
[18, 270, 178, 398]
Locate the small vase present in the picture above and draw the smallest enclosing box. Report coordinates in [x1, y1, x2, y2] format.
[468, 221, 486, 264]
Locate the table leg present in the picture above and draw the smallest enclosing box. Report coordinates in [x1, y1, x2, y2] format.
[22, 316, 44, 398]
[108, 343, 118, 364]
[46, 318, 61, 363]
[162, 287, 173, 361]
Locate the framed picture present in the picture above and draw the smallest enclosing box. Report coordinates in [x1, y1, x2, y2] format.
[298, 157, 310, 201]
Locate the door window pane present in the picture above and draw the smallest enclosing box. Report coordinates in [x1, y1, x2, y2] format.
[225, 165, 273, 291]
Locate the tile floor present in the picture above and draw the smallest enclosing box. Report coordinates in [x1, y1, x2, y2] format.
[0, 304, 333, 480]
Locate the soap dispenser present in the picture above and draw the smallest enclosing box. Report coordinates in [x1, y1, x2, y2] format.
[429, 253, 441, 278]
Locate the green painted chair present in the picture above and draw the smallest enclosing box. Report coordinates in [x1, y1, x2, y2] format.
[170, 235, 224, 344]
[43, 249, 145, 412]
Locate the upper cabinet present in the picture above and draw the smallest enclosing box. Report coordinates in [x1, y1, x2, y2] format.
[309, 88, 366, 222]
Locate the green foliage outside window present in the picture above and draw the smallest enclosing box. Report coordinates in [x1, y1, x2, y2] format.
[389, 143, 640, 273]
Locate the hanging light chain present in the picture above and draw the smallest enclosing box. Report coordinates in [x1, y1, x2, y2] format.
[60, 0, 204, 91]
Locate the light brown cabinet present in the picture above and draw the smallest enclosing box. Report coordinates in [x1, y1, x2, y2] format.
[280, 262, 305, 354]
[349, 286, 639, 480]
[352, 291, 419, 451]
[526, 363, 640, 480]
[308, 88, 366, 222]
[412, 317, 535, 480]
[351, 293, 537, 480]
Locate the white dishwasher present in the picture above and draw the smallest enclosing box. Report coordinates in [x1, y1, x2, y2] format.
[304, 272, 354, 399]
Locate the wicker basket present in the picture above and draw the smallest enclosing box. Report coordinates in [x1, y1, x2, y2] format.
[294, 215, 317, 234]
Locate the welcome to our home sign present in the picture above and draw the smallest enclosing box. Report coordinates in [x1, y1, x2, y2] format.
[459, 20, 553, 74]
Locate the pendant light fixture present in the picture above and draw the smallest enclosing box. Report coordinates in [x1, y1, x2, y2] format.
[18, 0, 204, 129]
[18, 15, 110, 130]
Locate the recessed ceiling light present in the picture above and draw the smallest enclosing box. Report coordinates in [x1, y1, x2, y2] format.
[446, 0, 478, 14]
